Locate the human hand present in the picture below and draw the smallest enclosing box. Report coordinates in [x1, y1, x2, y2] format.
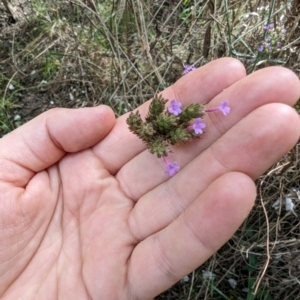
[0, 58, 299, 300]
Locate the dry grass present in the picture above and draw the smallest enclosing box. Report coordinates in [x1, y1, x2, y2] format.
[0, 0, 300, 299]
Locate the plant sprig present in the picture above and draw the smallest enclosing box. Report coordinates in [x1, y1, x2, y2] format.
[127, 95, 230, 177]
[126, 95, 205, 158]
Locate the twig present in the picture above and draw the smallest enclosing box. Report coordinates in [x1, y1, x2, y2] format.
[187, 270, 195, 300]
[253, 179, 271, 295]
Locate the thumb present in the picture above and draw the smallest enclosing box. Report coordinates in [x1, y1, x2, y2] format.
[0, 105, 115, 187]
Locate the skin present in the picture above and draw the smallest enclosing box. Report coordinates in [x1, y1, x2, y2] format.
[0, 58, 299, 300]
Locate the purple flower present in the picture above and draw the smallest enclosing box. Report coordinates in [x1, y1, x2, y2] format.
[205, 100, 230, 116]
[266, 42, 272, 49]
[163, 158, 180, 177]
[183, 64, 196, 75]
[168, 100, 183, 116]
[281, 28, 286, 34]
[191, 118, 206, 134]
[258, 45, 264, 52]
[219, 100, 230, 116]
[264, 23, 274, 31]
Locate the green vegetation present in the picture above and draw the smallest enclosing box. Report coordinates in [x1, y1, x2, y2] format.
[0, 0, 299, 299]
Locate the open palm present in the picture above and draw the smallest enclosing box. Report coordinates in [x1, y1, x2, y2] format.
[1, 58, 299, 300]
